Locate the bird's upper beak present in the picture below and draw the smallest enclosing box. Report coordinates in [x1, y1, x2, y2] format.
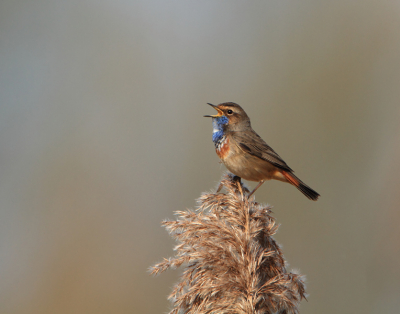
[204, 103, 224, 118]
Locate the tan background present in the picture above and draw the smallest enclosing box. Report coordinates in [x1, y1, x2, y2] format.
[1, 1, 400, 313]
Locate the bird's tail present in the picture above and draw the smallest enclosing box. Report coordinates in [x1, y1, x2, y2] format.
[282, 171, 320, 201]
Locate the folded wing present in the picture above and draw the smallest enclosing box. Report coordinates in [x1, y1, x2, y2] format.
[231, 130, 293, 172]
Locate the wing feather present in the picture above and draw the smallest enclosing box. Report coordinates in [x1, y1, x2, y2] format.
[230, 130, 293, 172]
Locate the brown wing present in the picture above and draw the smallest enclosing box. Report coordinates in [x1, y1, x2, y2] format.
[230, 130, 293, 172]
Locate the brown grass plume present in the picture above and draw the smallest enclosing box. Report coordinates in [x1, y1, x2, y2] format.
[151, 174, 306, 314]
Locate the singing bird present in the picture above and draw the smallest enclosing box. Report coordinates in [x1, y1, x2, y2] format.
[204, 102, 320, 200]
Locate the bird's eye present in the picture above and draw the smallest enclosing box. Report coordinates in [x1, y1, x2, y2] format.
[227, 109, 233, 115]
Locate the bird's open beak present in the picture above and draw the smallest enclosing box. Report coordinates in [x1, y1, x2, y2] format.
[204, 103, 224, 118]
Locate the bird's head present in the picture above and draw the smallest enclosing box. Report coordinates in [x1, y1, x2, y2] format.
[204, 102, 250, 131]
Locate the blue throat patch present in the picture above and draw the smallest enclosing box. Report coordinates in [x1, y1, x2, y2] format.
[212, 115, 229, 143]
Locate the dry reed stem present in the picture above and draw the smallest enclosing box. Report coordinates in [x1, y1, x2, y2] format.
[151, 173, 306, 314]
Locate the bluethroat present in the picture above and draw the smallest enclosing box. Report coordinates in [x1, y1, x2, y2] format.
[204, 102, 320, 200]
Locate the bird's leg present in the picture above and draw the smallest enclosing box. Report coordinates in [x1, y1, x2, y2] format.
[248, 180, 265, 198]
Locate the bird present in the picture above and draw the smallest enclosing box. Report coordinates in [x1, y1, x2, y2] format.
[204, 102, 320, 200]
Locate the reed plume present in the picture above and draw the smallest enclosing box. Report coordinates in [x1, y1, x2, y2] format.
[151, 174, 306, 314]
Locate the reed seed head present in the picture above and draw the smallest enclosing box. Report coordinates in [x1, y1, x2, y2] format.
[151, 174, 306, 314]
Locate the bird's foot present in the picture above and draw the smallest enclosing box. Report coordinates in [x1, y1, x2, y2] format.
[216, 175, 242, 194]
[232, 175, 241, 184]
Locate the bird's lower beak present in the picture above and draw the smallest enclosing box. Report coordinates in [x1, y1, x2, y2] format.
[204, 103, 224, 117]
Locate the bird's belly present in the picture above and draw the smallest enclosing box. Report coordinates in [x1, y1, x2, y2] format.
[223, 152, 277, 182]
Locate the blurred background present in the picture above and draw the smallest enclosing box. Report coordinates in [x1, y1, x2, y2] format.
[1, 1, 400, 313]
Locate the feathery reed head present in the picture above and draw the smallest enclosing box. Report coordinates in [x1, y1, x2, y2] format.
[151, 173, 306, 314]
